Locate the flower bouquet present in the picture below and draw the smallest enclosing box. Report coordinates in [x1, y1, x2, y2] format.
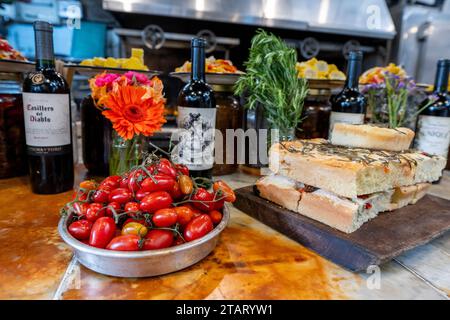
[360, 63, 431, 129]
[89, 71, 166, 175]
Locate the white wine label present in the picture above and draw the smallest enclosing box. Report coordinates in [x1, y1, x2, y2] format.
[172, 106, 216, 171]
[329, 111, 365, 137]
[23, 93, 71, 152]
[415, 115, 450, 157]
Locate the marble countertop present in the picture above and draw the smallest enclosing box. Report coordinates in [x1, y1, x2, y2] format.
[0, 168, 449, 300]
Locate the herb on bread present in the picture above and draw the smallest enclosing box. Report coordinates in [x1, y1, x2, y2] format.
[284, 140, 433, 168]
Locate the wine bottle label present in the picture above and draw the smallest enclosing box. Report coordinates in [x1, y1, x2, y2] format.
[172, 106, 216, 170]
[23, 92, 71, 155]
[329, 111, 365, 137]
[415, 115, 450, 157]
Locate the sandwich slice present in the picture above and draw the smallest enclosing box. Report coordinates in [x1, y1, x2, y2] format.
[256, 175, 431, 233]
[330, 123, 415, 152]
[269, 139, 445, 199]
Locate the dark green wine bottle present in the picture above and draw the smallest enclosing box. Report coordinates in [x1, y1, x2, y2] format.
[22, 21, 74, 194]
[174, 38, 216, 180]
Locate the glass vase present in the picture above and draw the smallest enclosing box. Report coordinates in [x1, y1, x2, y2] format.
[109, 132, 147, 176]
[276, 127, 296, 142]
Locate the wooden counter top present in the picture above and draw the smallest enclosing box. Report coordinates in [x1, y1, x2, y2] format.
[0, 168, 449, 300]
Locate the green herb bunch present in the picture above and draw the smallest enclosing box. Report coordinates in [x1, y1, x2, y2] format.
[235, 29, 309, 130]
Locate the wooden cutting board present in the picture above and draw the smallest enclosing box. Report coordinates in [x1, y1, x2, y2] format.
[234, 186, 450, 272]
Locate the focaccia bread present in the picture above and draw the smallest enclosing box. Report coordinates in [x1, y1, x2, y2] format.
[388, 183, 430, 210]
[269, 139, 445, 198]
[256, 175, 430, 233]
[330, 123, 415, 152]
[255, 175, 300, 212]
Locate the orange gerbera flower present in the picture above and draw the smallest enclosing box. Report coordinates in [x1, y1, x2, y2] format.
[102, 80, 166, 140]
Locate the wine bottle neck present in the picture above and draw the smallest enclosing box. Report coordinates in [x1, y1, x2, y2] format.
[191, 45, 205, 82]
[434, 61, 449, 93]
[35, 28, 55, 70]
[345, 57, 362, 89]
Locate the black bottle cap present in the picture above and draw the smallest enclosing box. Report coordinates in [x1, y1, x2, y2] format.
[348, 50, 363, 61]
[191, 38, 206, 48]
[437, 59, 450, 67]
[33, 21, 53, 33]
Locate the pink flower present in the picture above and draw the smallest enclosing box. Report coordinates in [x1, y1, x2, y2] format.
[94, 73, 120, 88]
[124, 71, 151, 85]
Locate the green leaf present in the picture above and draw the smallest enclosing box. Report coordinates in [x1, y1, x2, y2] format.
[234, 29, 309, 129]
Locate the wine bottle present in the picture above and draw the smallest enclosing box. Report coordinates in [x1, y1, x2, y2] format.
[414, 59, 450, 158]
[173, 38, 216, 180]
[329, 51, 366, 137]
[22, 21, 74, 194]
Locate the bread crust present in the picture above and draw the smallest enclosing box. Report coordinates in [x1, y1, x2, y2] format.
[255, 176, 301, 212]
[269, 139, 445, 198]
[331, 124, 415, 151]
[256, 175, 431, 234]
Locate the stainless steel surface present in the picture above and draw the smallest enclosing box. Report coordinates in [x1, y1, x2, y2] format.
[113, 28, 240, 46]
[0, 59, 35, 73]
[103, 0, 396, 39]
[394, 3, 450, 84]
[58, 204, 230, 278]
[63, 64, 162, 78]
[170, 72, 243, 85]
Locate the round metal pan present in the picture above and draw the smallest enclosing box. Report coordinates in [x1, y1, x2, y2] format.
[169, 71, 243, 85]
[63, 64, 161, 78]
[58, 204, 230, 278]
[0, 59, 35, 73]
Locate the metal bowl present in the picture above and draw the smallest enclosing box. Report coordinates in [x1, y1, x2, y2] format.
[58, 205, 230, 278]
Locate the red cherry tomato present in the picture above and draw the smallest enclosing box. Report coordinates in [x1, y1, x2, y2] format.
[86, 203, 106, 222]
[119, 174, 129, 189]
[173, 236, 185, 246]
[124, 201, 140, 218]
[191, 188, 215, 212]
[124, 201, 140, 213]
[93, 188, 110, 203]
[213, 180, 236, 203]
[146, 164, 156, 174]
[109, 188, 132, 204]
[175, 164, 189, 176]
[142, 230, 174, 250]
[174, 206, 195, 226]
[68, 220, 93, 240]
[72, 190, 88, 201]
[170, 181, 183, 200]
[99, 175, 121, 190]
[140, 174, 175, 193]
[209, 210, 223, 224]
[89, 217, 116, 248]
[73, 202, 89, 217]
[127, 169, 146, 192]
[106, 235, 140, 251]
[184, 214, 213, 242]
[152, 208, 178, 227]
[105, 201, 121, 217]
[140, 191, 173, 213]
[156, 158, 177, 178]
[135, 188, 151, 201]
[214, 198, 225, 211]
[183, 203, 202, 217]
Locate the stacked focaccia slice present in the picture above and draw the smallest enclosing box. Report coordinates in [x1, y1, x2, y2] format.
[256, 135, 446, 233]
